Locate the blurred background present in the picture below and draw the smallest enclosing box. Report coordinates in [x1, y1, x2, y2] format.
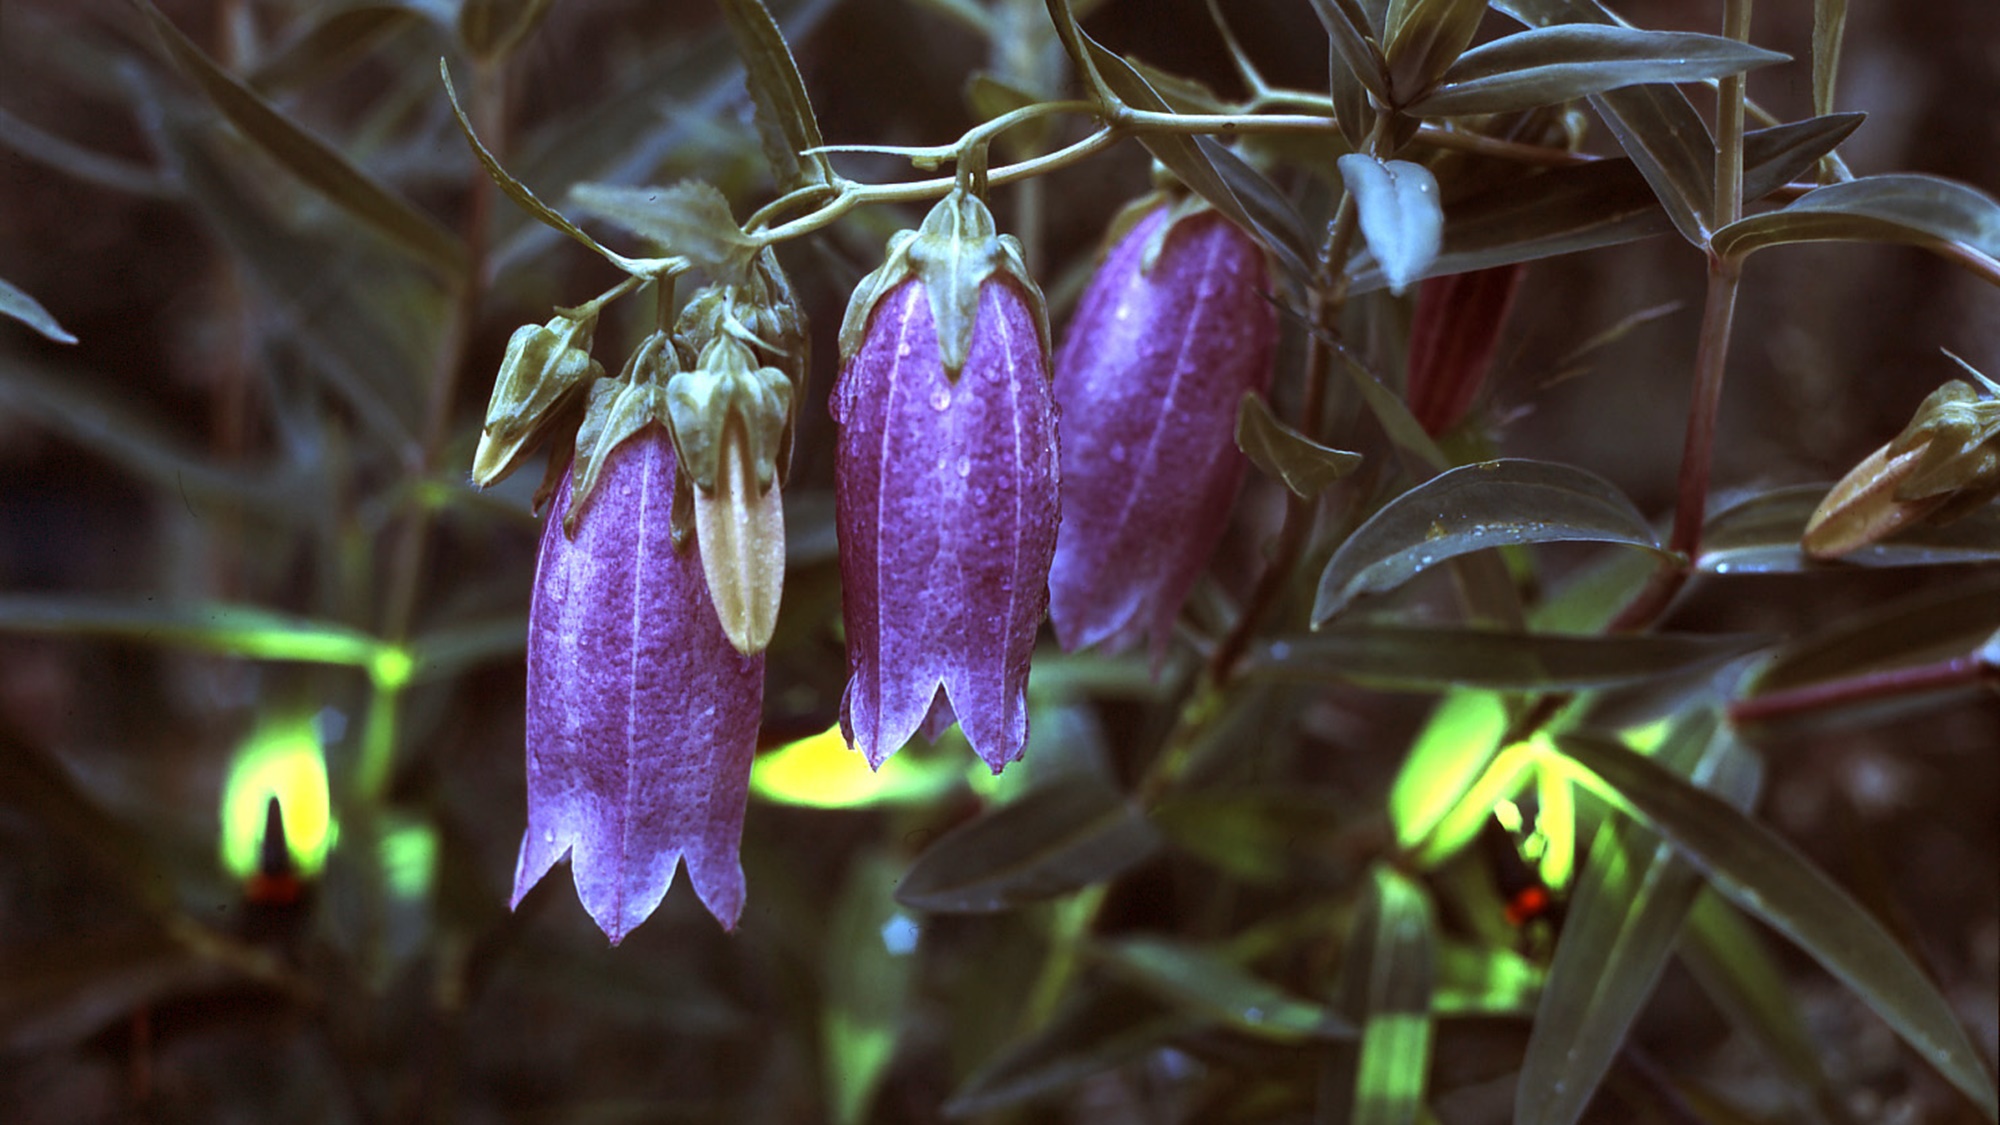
[0, 0, 1994, 1121]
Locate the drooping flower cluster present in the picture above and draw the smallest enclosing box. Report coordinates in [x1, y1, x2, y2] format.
[479, 179, 1284, 939]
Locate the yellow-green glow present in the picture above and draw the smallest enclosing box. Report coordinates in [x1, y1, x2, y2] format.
[1433, 941, 1543, 1015]
[380, 818, 438, 900]
[370, 646, 414, 689]
[1390, 689, 1509, 852]
[751, 723, 960, 808]
[1412, 739, 1536, 869]
[1355, 1013, 1433, 1109]
[1623, 717, 1674, 755]
[1533, 764, 1576, 891]
[220, 713, 337, 878]
[1491, 798, 1524, 835]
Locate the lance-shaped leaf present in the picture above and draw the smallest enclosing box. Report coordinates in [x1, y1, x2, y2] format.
[1071, 35, 1314, 286]
[135, 0, 463, 276]
[1306, 0, 1395, 111]
[1381, 0, 1488, 103]
[0, 595, 388, 670]
[1747, 572, 2000, 697]
[1388, 689, 1510, 855]
[1554, 733, 2000, 1119]
[1713, 173, 2000, 262]
[945, 985, 1202, 1116]
[1314, 459, 1665, 623]
[715, 0, 833, 191]
[513, 433, 765, 940]
[0, 276, 75, 344]
[1409, 26, 1788, 118]
[1236, 392, 1363, 499]
[1253, 626, 1763, 692]
[894, 779, 1161, 913]
[1518, 714, 1760, 1125]
[1103, 937, 1355, 1043]
[1339, 155, 1442, 296]
[1335, 866, 1439, 1125]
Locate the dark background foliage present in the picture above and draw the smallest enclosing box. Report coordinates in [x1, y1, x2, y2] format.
[0, 0, 1994, 1122]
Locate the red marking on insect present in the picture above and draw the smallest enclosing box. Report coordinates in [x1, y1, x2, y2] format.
[1505, 885, 1552, 927]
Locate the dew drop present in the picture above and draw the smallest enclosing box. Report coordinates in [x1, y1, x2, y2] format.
[896, 342, 912, 358]
[543, 829, 554, 844]
[955, 455, 971, 478]
[1713, 561, 1731, 574]
[930, 386, 952, 411]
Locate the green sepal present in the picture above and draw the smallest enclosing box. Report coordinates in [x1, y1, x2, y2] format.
[1887, 379, 2000, 506]
[666, 336, 794, 497]
[676, 248, 808, 484]
[473, 313, 604, 488]
[837, 187, 1050, 380]
[563, 333, 678, 537]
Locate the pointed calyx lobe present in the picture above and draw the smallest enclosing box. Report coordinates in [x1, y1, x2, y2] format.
[833, 213, 1059, 771]
[1049, 203, 1277, 658]
[515, 430, 764, 941]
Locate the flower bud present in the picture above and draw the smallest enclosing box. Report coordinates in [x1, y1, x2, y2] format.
[1048, 202, 1276, 658]
[1804, 376, 2000, 559]
[513, 427, 764, 940]
[1405, 264, 1524, 436]
[473, 312, 604, 488]
[832, 189, 1059, 772]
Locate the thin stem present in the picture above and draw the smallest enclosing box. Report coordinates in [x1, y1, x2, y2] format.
[1611, 256, 1742, 631]
[1716, 0, 1753, 228]
[1728, 654, 1993, 726]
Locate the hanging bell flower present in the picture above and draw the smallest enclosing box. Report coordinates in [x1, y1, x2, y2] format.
[831, 187, 1060, 773]
[1047, 199, 1276, 659]
[513, 342, 764, 941]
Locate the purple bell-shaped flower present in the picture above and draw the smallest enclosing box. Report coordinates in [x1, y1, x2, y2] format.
[832, 188, 1059, 773]
[513, 408, 765, 940]
[1048, 202, 1276, 658]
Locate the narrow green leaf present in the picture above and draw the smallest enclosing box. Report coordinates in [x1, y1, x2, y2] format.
[1488, 0, 1714, 244]
[1680, 892, 1855, 1125]
[894, 780, 1161, 913]
[1348, 868, 1438, 1125]
[824, 852, 919, 1125]
[134, 0, 464, 277]
[1382, 0, 1488, 101]
[1555, 733, 2000, 1119]
[945, 985, 1200, 1116]
[1152, 788, 1351, 885]
[1518, 713, 1757, 1125]
[1412, 26, 1788, 118]
[1102, 937, 1355, 1043]
[457, 0, 556, 62]
[250, 6, 416, 92]
[715, 0, 834, 190]
[1076, 37, 1312, 286]
[0, 596, 385, 668]
[405, 616, 528, 682]
[1713, 174, 2000, 262]
[1306, 0, 1395, 107]
[1313, 459, 1665, 623]
[1700, 484, 2000, 574]
[1389, 689, 1510, 854]
[1748, 571, 2000, 696]
[1254, 626, 1764, 692]
[1434, 940, 1542, 1016]
[1195, 136, 1317, 285]
[1811, 0, 1847, 123]
[439, 62, 626, 266]
[1339, 154, 1442, 296]
[1740, 113, 1865, 201]
[0, 275, 77, 344]
[1236, 393, 1364, 499]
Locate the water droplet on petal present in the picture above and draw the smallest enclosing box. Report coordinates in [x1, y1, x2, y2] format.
[896, 342, 912, 358]
[955, 455, 971, 478]
[930, 386, 952, 411]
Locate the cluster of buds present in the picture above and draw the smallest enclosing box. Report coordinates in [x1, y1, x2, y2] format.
[1804, 370, 2000, 560]
[474, 253, 804, 941]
